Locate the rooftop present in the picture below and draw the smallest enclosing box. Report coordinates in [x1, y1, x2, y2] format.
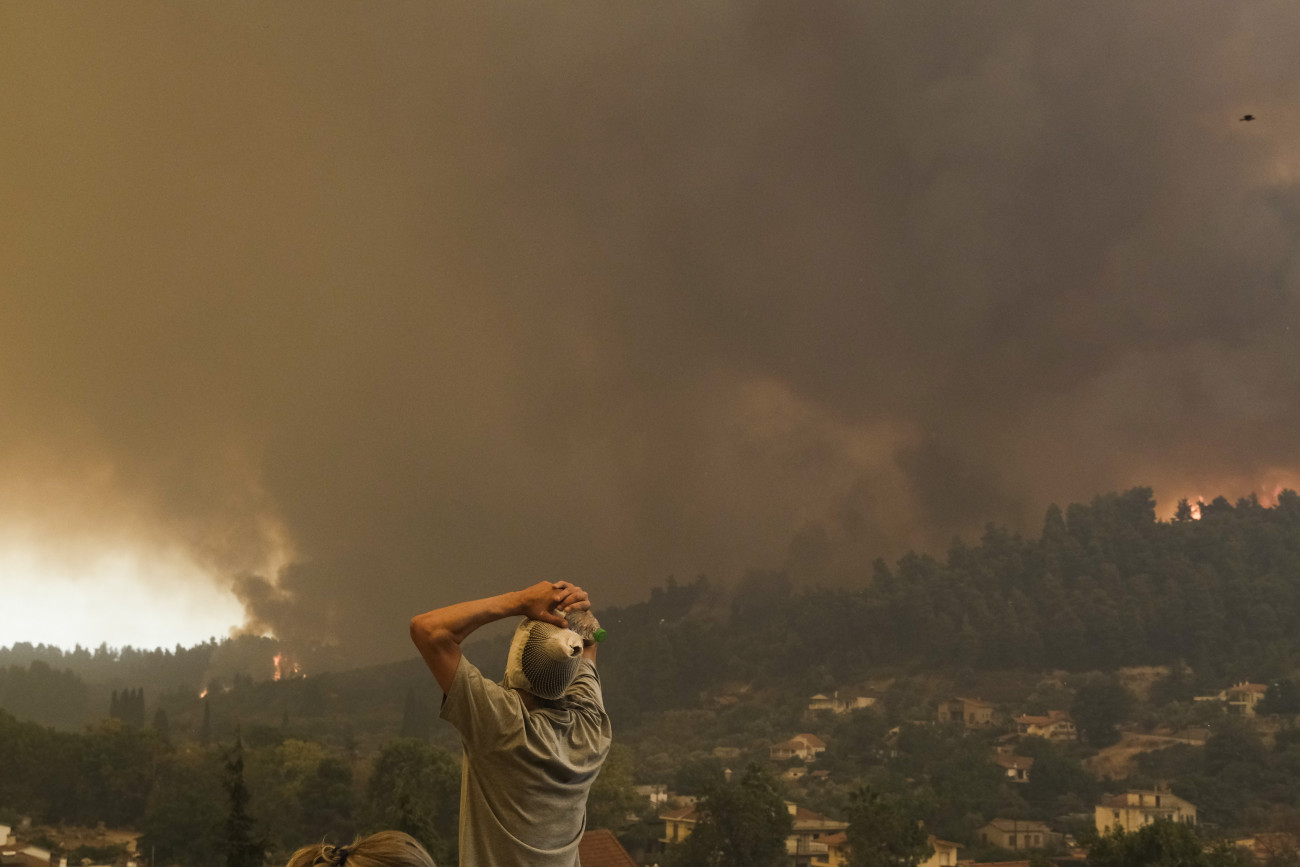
[577, 830, 637, 867]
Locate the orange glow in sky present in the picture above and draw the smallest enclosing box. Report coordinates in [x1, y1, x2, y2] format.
[0, 544, 245, 651]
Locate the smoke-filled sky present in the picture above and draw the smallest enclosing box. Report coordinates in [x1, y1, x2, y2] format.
[3, 2, 1300, 664]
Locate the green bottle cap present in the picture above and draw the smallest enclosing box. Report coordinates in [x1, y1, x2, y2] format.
[593, 628, 607, 643]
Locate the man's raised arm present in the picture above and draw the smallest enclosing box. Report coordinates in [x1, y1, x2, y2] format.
[409, 581, 591, 692]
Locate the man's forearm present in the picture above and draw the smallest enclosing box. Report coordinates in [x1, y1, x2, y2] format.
[410, 590, 524, 649]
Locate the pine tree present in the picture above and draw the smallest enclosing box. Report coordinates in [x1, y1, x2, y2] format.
[222, 733, 266, 867]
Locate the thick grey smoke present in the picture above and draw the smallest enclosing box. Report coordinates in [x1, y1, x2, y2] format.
[3, 1, 1300, 664]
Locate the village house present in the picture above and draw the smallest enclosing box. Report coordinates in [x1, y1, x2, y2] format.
[1225, 682, 1269, 716]
[1194, 682, 1269, 716]
[919, 836, 961, 867]
[770, 733, 827, 762]
[977, 819, 1052, 851]
[787, 803, 852, 867]
[808, 692, 878, 715]
[938, 697, 995, 727]
[993, 754, 1034, 783]
[661, 800, 848, 867]
[1014, 710, 1077, 740]
[808, 694, 836, 712]
[1095, 789, 1197, 833]
[818, 831, 849, 867]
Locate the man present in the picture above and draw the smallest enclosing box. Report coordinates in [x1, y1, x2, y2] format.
[410, 580, 611, 866]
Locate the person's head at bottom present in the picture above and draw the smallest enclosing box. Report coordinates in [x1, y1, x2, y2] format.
[286, 831, 435, 867]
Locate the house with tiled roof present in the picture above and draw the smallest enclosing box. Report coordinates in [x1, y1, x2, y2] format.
[977, 819, 1052, 850]
[770, 733, 827, 762]
[939, 697, 995, 727]
[808, 691, 878, 715]
[993, 754, 1035, 783]
[577, 829, 637, 867]
[920, 835, 961, 867]
[1014, 710, 1077, 740]
[660, 803, 698, 846]
[818, 831, 850, 867]
[1094, 789, 1196, 834]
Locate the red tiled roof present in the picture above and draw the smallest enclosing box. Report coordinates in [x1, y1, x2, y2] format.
[660, 805, 699, 822]
[994, 755, 1036, 770]
[789, 805, 849, 831]
[578, 829, 638, 867]
[983, 818, 1050, 832]
[1016, 710, 1071, 724]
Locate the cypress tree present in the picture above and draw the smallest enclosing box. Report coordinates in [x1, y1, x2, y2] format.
[222, 732, 266, 867]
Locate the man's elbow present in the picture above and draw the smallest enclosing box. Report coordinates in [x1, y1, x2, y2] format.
[409, 615, 438, 651]
[410, 616, 453, 653]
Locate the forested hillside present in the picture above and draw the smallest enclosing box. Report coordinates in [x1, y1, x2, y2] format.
[597, 488, 1300, 721]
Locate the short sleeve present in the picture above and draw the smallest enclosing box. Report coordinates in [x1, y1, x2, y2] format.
[439, 656, 525, 751]
[563, 660, 606, 721]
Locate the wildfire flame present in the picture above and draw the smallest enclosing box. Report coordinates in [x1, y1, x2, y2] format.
[272, 653, 302, 682]
[199, 688, 208, 699]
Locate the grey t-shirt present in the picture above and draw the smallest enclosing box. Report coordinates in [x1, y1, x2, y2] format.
[440, 655, 612, 866]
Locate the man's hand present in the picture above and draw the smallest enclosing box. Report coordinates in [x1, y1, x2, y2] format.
[516, 580, 591, 626]
[554, 580, 591, 614]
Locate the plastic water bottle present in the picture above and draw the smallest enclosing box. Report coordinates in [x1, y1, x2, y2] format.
[563, 608, 607, 643]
